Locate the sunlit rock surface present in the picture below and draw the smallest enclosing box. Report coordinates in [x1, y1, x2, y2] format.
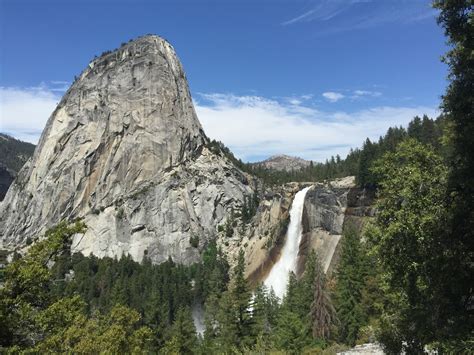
[338, 343, 384, 354]
[0, 35, 254, 264]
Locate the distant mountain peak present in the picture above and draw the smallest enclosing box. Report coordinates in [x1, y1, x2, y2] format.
[253, 154, 311, 171]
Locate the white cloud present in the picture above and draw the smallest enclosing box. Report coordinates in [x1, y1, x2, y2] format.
[195, 93, 438, 162]
[49, 81, 71, 92]
[322, 91, 344, 102]
[0, 86, 60, 143]
[288, 98, 302, 105]
[282, 1, 438, 33]
[282, 9, 316, 26]
[283, 94, 313, 106]
[0, 87, 438, 163]
[353, 89, 382, 98]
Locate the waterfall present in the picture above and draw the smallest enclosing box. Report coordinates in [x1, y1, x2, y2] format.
[192, 303, 205, 336]
[264, 186, 311, 300]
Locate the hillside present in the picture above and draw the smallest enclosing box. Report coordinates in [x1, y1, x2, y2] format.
[0, 133, 35, 200]
[252, 154, 311, 171]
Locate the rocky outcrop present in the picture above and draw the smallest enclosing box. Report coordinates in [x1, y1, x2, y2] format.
[297, 177, 354, 274]
[338, 343, 384, 354]
[298, 176, 375, 275]
[244, 176, 375, 282]
[252, 154, 311, 171]
[0, 35, 254, 264]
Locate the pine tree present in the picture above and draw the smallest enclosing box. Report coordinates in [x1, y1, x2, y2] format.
[163, 307, 197, 354]
[215, 291, 238, 351]
[309, 257, 336, 341]
[265, 287, 280, 330]
[282, 271, 300, 313]
[272, 308, 309, 353]
[432, 0, 474, 348]
[252, 284, 269, 337]
[367, 139, 449, 352]
[232, 249, 254, 348]
[357, 138, 378, 187]
[334, 226, 366, 346]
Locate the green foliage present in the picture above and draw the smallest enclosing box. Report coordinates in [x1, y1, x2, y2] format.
[223, 208, 236, 238]
[228, 115, 443, 188]
[357, 138, 379, 187]
[252, 284, 280, 338]
[230, 249, 254, 348]
[207, 116, 444, 190]
[334, 5, 474, 351]
[309, 257, 336, 341]
[189, 235, 199, 248]
[433, 0, 474, 347]
[35, 304, 153, 354]
[0, 221, 86, 348]
[264, 252, 338, 353]
[369, 139, 447, 280]
[206, 139, 248, 172]
[272, 308, 309, 353]
[241, 192, 260, 223]
[194, 239, 229, 301]
[116, 207, 125, 219]
[35, 295, 86, 337]
[366, 139, 454, 352]
[53, 252, 197, 329]
[163, 307, 198, 354]
[283, 252, 323, 324]
[334, 226, 368, 346]
[1, 220, 356, 354]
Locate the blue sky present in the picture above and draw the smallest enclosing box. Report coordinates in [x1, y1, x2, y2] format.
[0, 0, 447, 162]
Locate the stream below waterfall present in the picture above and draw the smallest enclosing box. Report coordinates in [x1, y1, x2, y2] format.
[264, 186, 311, 300]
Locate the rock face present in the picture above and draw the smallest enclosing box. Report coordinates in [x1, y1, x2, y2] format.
[298, 177, 354, 274]
[299, 176, 375, 275]
[253, 154, 311, 171]
[244, 176, 375, 283]
[0, 35, 253, 264]
[338, 343, 384, 354]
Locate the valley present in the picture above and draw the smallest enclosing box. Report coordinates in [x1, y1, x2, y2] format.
[1, 1, 472, 352]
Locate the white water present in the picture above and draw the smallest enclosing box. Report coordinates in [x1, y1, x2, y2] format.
[264, 186, 311, 300]
[192, 303, 205, 336]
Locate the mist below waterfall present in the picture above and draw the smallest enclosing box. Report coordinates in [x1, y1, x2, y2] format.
[192, 303, 205, 336]
[264, 186, 311, 300]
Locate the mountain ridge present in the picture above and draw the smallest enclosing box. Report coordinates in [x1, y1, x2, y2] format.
[252, 154, 312, 171]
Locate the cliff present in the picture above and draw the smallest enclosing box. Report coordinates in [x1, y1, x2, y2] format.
[299, 177, 375, 275]
[0, 35, 254, 264]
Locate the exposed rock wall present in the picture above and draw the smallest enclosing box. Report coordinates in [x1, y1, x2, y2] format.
[298, 177, 375, 276]
[245, 182, 309, 283]
[0, 35, 254, 265]
[243, 176, 375, 283]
